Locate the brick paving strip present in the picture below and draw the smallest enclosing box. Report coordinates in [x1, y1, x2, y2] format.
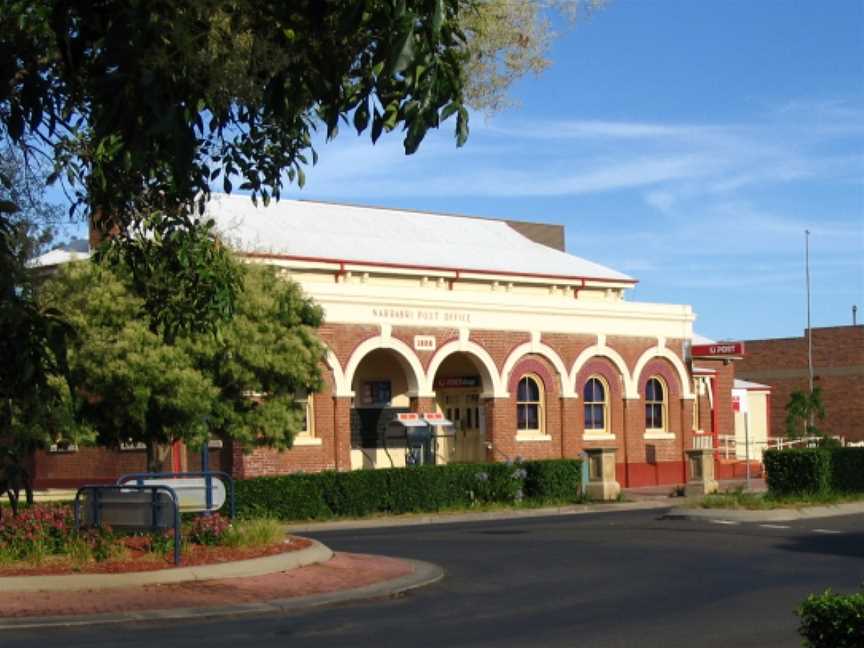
[0, 552, 422, 622]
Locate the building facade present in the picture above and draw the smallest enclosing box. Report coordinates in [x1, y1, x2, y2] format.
[736, 325, 864, 444]
[30, 196, 750, 488]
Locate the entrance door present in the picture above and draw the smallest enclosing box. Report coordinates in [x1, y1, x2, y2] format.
[437, 391, 485, 463]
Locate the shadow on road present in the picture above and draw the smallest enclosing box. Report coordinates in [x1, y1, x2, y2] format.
[776, 531, 864, 559]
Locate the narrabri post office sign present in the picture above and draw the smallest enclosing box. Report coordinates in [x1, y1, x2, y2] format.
[371, 307, 472, 324]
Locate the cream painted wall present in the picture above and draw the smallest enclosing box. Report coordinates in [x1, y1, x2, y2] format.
[351, 349, 411, 408]
[734, 390, 770, 461]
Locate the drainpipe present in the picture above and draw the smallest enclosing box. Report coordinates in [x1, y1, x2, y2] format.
[711, 375, 719, 450]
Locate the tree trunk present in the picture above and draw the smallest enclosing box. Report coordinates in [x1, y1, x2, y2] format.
[145, 441, 172, 474]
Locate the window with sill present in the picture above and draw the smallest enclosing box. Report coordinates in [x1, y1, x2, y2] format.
[516, 374, 544, 435]
[583, 376, 609, 436]
[645, 376, 667, 432]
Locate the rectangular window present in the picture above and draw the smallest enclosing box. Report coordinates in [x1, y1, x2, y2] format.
[645, 404, 663, 430]
[518, 404, 539, 431]
[584, 404, 605, 430]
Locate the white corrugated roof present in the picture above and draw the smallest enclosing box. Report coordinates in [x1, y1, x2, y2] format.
[734, 378, 771, 390]
[205, 194, 634, 283]
[27, 248, 91, 268]
[692, 333, 716, 345]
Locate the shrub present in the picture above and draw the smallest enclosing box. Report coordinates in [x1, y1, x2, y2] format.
[765, 448, 864, 497]
[523, 459, 584, 501]
[798, 587, 864, 648]
[188, 513, 232, 546]
[764, 449, 832, 496]
[0, 503, 75, 562]
[828, 448, 864, 493]
[235, 459, 583, 520]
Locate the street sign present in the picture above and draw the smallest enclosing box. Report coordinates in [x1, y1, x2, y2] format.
[423, 412, 453, 426]
[692, 342, 745, 357]
[731, 388, 749, 414]
[121, 477, 226, 512]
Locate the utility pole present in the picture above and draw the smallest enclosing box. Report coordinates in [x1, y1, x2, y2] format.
[805, 229, 814, 434]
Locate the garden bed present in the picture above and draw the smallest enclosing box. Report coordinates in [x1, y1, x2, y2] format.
[0, 536, 310, 576]
[0, 503, 292, 576]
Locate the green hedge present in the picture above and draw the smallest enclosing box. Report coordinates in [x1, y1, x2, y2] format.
[798, 588, 864, 648]
[764, 449, 832, 496]
[829, 449, 864, 493]
[764, 448, 864, 497]
[235, 459, 583, 520]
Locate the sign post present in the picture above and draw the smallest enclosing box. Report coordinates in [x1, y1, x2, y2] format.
[732, 387, 751, 491]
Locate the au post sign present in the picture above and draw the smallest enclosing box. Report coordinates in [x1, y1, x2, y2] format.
[692, 342, 745, 358]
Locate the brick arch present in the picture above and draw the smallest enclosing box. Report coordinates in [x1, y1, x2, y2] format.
[508, 356, 559, 397]
[632, 346, 693, 399]
[574, 357, 625, 401]
[502, 340, 573, 397]
[637, 358, 682, 398]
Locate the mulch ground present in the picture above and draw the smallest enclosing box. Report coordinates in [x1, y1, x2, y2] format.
[0, 552, 414, 618]
[0, 537, 311, 576]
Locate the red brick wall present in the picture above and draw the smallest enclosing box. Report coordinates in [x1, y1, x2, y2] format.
[33, 320, 699, 488]
[737, 326, 863, 442]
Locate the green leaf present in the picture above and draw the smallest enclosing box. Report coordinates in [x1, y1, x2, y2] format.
[431, 0, 444, 34]
[456, 107, 469, 147]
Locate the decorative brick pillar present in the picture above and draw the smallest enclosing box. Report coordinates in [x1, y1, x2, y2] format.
[484, 397, 513, 463]
[561, 397, 581, 459]
[333, 396, 352, 471]
[412, 397, 437, 413]
[621, 398, 644, 488]
[680, 397, 695, 483]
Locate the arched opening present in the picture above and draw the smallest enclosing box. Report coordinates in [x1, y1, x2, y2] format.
[431, 351, 496, 463]
[349, 348, 420, 470]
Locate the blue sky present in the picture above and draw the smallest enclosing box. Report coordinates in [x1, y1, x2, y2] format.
[62, 1, 864, 341]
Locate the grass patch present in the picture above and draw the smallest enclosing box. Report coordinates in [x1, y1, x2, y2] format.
[273, 494, 609, 524]
[695, 488, 864, 510]
[222, 518, 284, 548]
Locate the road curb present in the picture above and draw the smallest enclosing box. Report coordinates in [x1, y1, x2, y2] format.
[0, 538, 333, 593]
[665, 500, 864, 522]
[283, 499, 671, 533]
[0, 558, 443, 630]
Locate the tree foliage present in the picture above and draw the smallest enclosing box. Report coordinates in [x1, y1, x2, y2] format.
[785, 387, 827, 438]
[0, 142, 63, 261]
[38, 260, 324, 470]
[0, 202, 75, 459]
[461, 0, 605, 113]
[1, 1, 475, 337]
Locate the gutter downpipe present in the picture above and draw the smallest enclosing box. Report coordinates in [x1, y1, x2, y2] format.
[711, 375, 719, 450]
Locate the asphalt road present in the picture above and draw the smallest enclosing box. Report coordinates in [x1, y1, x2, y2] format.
[4, 508, 864, 647]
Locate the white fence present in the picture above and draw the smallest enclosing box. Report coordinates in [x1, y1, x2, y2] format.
[715, 434, 847, 460]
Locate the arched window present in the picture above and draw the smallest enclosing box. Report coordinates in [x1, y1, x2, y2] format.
[516, 375, 544, 433]
[645, 377, 666, 431]
[583, 376, 608, 433]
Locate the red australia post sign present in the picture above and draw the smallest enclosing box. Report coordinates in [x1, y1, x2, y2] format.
[691, 342, 745, 357]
